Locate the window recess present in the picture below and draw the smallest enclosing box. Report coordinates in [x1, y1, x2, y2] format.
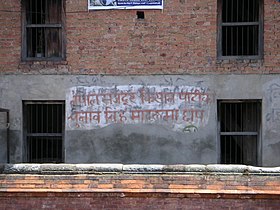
[22, 0, 65, 60]
[218, 100, 261, 166]
[23, 101, 65, 163]
[217, 0, 263, 59]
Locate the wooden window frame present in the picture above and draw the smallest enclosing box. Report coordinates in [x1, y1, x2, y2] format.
[217, 0, 264, 60]
[21, 0, 66, 61]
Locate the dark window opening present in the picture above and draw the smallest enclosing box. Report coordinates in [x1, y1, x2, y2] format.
[137, 11, 145, 19]
[222, 25, 259, 56]
[222, 0, 259, 23]
[22, 0, 64, 60]
[0, 108, 9, 163]
[218, 0, 263, 58]
[218, 100, 261, 165]
[23, 101, 65, 163]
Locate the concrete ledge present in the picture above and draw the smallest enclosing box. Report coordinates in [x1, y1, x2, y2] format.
[1, 164, 280, 175]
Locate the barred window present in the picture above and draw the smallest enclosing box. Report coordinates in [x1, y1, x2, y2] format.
[23, 101, 65, 163]
[22, 0, 65, 60]
[217, 0, 263, 59]
[218, 100, 261, 165]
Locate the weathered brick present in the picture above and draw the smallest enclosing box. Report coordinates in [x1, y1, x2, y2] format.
[0, 0, 279, 75]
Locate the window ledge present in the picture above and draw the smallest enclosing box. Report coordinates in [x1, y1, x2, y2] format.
[216, 58, 264, 65]
[20, 60, 67, 66]
[18, 60, 69, 74]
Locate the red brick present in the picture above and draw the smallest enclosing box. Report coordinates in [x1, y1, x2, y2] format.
[0, 0, 279, 74]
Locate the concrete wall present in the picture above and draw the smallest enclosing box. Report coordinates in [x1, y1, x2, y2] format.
[0, 74, 280, 166]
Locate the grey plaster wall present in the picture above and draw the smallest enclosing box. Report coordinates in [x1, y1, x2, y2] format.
[0, 75, 279, 166]
[66, 125, 216, 164]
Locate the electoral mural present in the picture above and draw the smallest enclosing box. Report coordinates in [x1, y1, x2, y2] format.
[66, 85, 213, 132]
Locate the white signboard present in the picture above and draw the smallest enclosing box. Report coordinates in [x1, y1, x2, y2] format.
[88, 0, 163, 10]
[66, 85, 213, 132]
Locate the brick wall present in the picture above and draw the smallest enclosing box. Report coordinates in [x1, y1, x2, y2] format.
[0, 0, 279, 75]
[0, 164, 280, 209]
[0, 1, 21, 73]
[1, 192, 280, 209]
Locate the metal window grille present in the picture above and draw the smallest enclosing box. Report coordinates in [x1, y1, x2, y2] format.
[23, 101, 65, 163]
[23, 0, 64, 60]
[218, 100, 261, 165]
[0, 108, 9, 163]
[218, 0, 263, 58]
